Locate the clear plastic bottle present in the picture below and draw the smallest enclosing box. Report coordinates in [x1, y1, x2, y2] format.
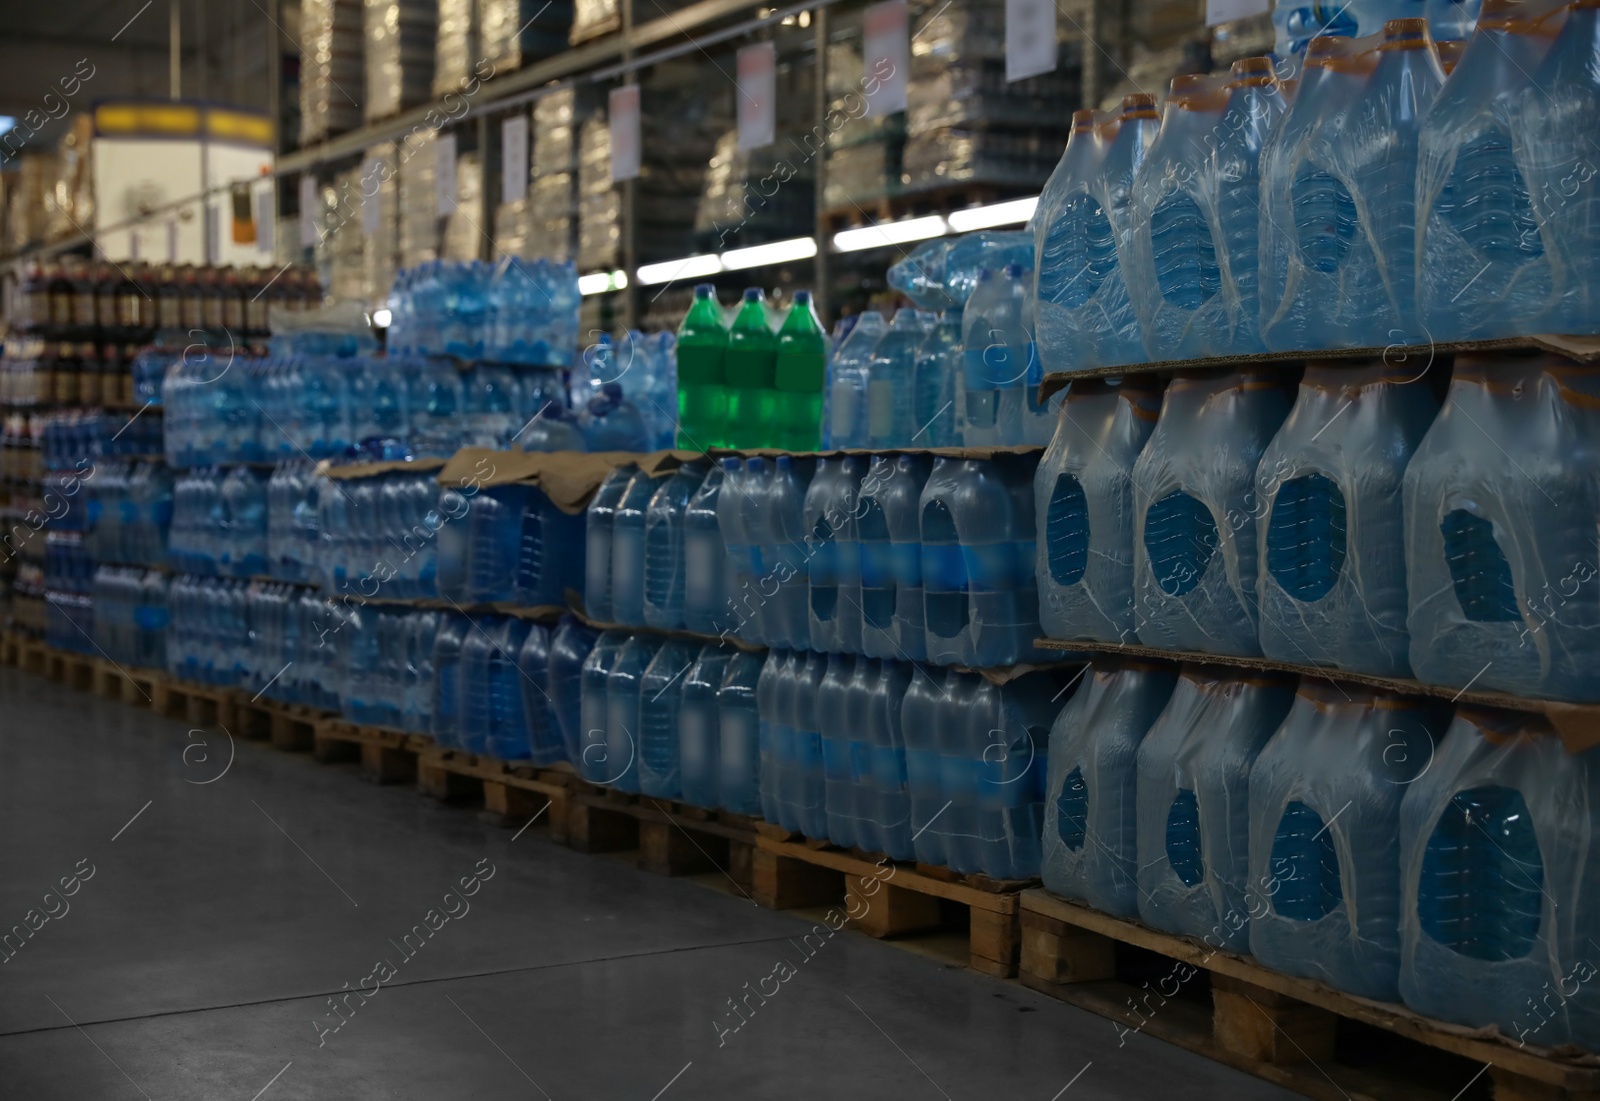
[1249, 683, 1446, 1001]
[719, 649, 766, 816]
[643, 461, 708, 631]
[1035, 110, 1114, 375]
[804, 455, 866, 654]
[1035, 378, 1163, 644]
[431, 615, 471, 749]
[584, 465, 635, 623]
[825, 310, 887, 449]
[679, 644, 734, 809]
[868, 308, 933, 449]
[548, 616, 600, 766]
[1135, 668, 1298, 950]
[682, 462, 730, 637]
[1213, 59, 1290, 356]
[1042, 660, 1177, 916]
[1257, 362, 1438, 676]
[858, 454, 933, 663]
[818, 653, 861, 847]
[911, 304, 964, 448]
[578, 630, 629, 784]
[516, 623, 561, 766]
[960, 267, 1032, 446]
[763, 455, 815, 651]
[610, 468, 669, 627]
[638, 639, 696, 798]
[1132, 371, 1292, 657]
[1403, 354, 1600, 701]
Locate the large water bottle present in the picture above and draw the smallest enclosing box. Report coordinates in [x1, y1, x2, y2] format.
[1404, 354, 1600, 701]
[719, 649, 765, 816]
[1132, 371, 1292, 657]
[1042, 660, 1177, 916]
[1036, 378, 1163, 644]
[1035, 110, 1114, 374]
[584, 465, 634, 622]
[804, 455, 865, 654]
[515, 623, 561, 765]
[922, 455, 1044, 668]
[409, 357, 465, 459]
[789, 651, 829, 838]
[1399, 709, 1599, 1047]
[717, 457, 766, 643]
[1087, 95, 1162, 368]
[961, 267, 1033, 447]
[901, 666, 951, 866]
[219, 466, 268, 578]
[756, 650, 788, 823]
[578, 630, 629, 783]
[682, 462, 729, 637]
[604, 634, 661, 793]
[643, 461, 708, 631]
[763, 455, 814, 651]
[858, 454, 931, 662]
[547, 616, 599, 767]
[1419, 0, 1563, 341]
[1521, 1, 1600, 335]
[679, 644, 733, 809]
[867, 309, 933, 449]
[431, 615, 471, 749]
[826, 311, 887, 449]
[911, 305, 963, 449]
[1125, 73, 1231, 362]
[818, 653, 862, 847]
[676, 284, 729, 449]
[517, 489, 586, 608]
[1135, 668, 1298, 949]
[1214, 58, 1290, 356]
[1258, 363, 1438, 676]
[611, 468, 668, 627]
[961, 670, 1063, 879]
[1249, 683, 1445, 1001]
[639, 639, 696, 798]
[859, 659, 914, 859]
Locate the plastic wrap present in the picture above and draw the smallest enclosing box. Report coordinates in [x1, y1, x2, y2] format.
[1398, 709, 1600, 1050]
[638, 637, 695, 797]
[433, 0, 476, 97]
[1257, 363, 1438, 677]
[1131, 371, 1291, 658]
[398, 128, 438, 267]
[300, 0, 365, 143]
[363, 143, 400, 305]
[578, 115, 620, 271]
[1036, 378, 1163, 644]
[493, 197, 529, 258]
[1134, 668, 1297, 950]
[1248, 684, 1447, 1001]
[1041, 659, 1178, 916]
[1262, 24, 1445, 351]
[441, 152, 482, 262]
[479, 0, 573, 71]
[1417, 1, 1567, 342]
[1404, 354, 1600, 702]
[678, 643, 733, 809]
[1513, 0, 1600, 336]
[571, 0, 619, 43]
[1034, 96, 1159, 375]
[529, 173, 576, 262]
[325, 168, 366, 303]
[1123, 63, 1286, 361]
[364, 0, 435, 121]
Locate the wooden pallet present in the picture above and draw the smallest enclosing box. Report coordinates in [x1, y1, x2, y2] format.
[13, 634, 46, 675]
[164, 680, 240, 731]
[43, 646, 95, 691]
[558, 781, 760, 885]
[751, 834, 1026, 977]
[90, 659, 170, 711]
[1019, 889, 1600, 1101]
[313, 718, 432, 785]
[0, 630, 20, 666]
[235, 695, 326, 751]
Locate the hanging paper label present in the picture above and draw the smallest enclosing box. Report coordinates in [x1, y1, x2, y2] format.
[502, 115, 529, 204]
[1006, 0, 1058, 82]
[863, 0, 909, 117]
[436, 131, 458, 215]
[737, 43, 776, 151]
[610, 84, 641, 182]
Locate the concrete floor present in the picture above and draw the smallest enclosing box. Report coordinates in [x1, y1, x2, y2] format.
[0, 666, 1300, 1100]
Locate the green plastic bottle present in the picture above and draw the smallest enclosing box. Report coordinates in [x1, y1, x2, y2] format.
[773, 290, 827, 451]
[722, 287, 777, 449]
[674, 283, 729, 450]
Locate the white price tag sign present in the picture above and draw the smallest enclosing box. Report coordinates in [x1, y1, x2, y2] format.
[1207, 0, 1271, 25]
[863, 1, 909, 116]
[1006, 0, 1058, 82]
[299, 173, 317, 247]
[435, 132, 458, 215]
[610, 84, 641, 182]
[737, 43, 776, 151]
[502, 114, 529, 203]
[361, 157, 383, 233]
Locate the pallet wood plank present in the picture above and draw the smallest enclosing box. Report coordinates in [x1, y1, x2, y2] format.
[847, 877, 941, 938]
[757, 837, 1015, 913]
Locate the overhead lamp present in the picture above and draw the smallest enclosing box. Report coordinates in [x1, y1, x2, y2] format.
[579, 269, 629, 295]
[635, 254, 722, 286]
[720, 236, 817, 272]
[946, 196, 1040, 233]
[832, 215, 949, 253]
[371, 307, 393, 328]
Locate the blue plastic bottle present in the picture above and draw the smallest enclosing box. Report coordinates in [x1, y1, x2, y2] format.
[789, 651, 829, 838]
[584, 465, 635, 622]
[764, 455, 815, 651]
[901, 665, 950, 867]
[804, 455, 866, 654]
[719, 649, 765, 816]
[1258, 363, 1438, 676]
[826, 311, 887, 449]
[858, 454, 932, 663]
[1132, 371, 1292, 657]
[431, 615, 471, 749]
[961, 266, 1033, 446]
[911, 305, 963, 448]
[682, 462, 729, 637]
[604, 634, 661, 793]
[756, 650, 789, 824]
[867, 309, 932, 449]
[578, 630, 628, 783]
[1249, 683, 1445, 1001]
[1035, 378, 1163, 644]
[1404, 355, 1600, 701]
[1042, 660, 1177, 916]
[548, 616, 600, 767]
[1135, 669, 1297, 949]
[638, 639, 696, 799]
[643, 461, 708, 631]
[612, 469, 669, 627]
[516, 623, 561, 765]
[818, 653, 861, 848]
[862, 659, 914, 860]
[679, 644, 734, 809]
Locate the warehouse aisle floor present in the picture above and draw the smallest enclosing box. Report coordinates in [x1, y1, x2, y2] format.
[0, 668, 1298, 1100]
